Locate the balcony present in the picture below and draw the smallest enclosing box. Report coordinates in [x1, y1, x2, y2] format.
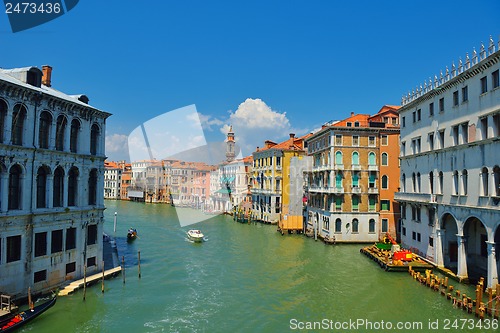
[333, 186, 344, 194]
[368, 187, 379, 194]
[394, 192, 437, 204]
[351, 186, 361, 194]
[351, 164, 361, 171]
[333, 164, 344, 170]
[368, 165, 378, 171]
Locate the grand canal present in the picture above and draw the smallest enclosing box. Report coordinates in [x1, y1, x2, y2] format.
[22, 201, 493, 332]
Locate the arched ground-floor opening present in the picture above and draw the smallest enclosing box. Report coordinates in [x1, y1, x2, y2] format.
[441, 213, 458, 274]
[495, 225, 500, 282]
[463, 216, 488, 284]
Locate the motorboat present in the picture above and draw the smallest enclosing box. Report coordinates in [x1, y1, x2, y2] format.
[187, 229, 204, 242]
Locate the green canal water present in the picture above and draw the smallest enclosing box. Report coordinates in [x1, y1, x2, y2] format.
[20, 201, 496, 332]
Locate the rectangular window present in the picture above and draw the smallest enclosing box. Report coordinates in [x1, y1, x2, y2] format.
[417, 109, 421, 121]
[381, 219, 388, 233]
[428, 133, 434, 151]
[87, 224, 98, 245]
[66, 262, 76, 274]
[480, 117, 488, 140]
[87, 256, 96, 267]
[335, 135, 342, 146]
[412, 111, 416, 123]
[34, 270, 47, 283]
[335, 196, 342, 211]
[381, 135, 388, 146]
[429, 237, 434, 247]
[352, 136, 359, 146]
[412, 231, 416, 240]
[493, 70, 500, 89]
[66, 227, 76, 250]
[6, 235, 21, 263]
[439, 98, 444, 112]
[453, 91, 459, 106]
[439, 130, 445, 149]
[35, 232, 47, 257]
[51, 229, 63, 253]
[368, 196, 376, 211]
[401, 204, 406, 219]
[481, 76, 488, 94]
[402, 116, 405, 128]
[380, 200, 390, 211]
[402, 227, 406, 237]
[462, 86, 468, 102]
[452, 125, 459, 145]
[368, 136, 375, 147]
[461, 122, 468, 144]
[429, 103, 434, 116]
[401, 142, 405, 157]
[417, 233, 421, 242]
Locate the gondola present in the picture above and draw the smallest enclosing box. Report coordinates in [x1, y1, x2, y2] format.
[0, 296, 56, 332]
[127, 228, 138, 241]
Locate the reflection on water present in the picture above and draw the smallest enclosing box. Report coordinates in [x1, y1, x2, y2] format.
[22, 200, 486, 333]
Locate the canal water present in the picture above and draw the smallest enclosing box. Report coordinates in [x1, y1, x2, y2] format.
[21, 201, 494, 332]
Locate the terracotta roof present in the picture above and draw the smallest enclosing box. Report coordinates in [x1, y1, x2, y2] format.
[256, 134, 310, 152]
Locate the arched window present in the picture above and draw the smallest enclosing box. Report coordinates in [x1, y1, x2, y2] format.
[70, 119, 80, 153]
[335, 171, 343, 188]
[38, 111, 52, 149]
[335, 151, 343, 165]
[438, 171, 444, 194]
[55, 115, 67, 151]
[481, 167, 489, 196]
[352, 151, 359, 165]
[11, 104, 27, 146]
[412, 173, 416, 192]
[368, 152, 376, 165]
[36, 166, 49, 208]
[429, 171, 434, 194]
[8, 165, 22, 210]
[352, 172, 359, 187]
[335, 218, 342, 232]
[90, 124, 100, 156]
[88, 169, 98, 205]
[68, 167, 79, 206]
[0, 99, 7, 143]
[417, 173, 421, 193]
[453, 170, 459, 195]
[462, 169, 468, 196]
[352, 218, 359, 233]
[382, 175, 388, 189]
[381, 152, 388, 166]
[493, 166, 500, 197]
[369, 219, 376, 233]
[53, 167, 64, 207]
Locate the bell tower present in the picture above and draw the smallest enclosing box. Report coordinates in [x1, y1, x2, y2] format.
[226, 125, 235, 162]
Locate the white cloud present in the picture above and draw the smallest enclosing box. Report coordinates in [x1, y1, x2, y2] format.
[105, 134, 130, 161]
[219, 98, 294, 156]
[198, 113, 224, 131]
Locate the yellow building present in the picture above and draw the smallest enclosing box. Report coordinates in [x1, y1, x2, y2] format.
[251, 133, 310, 231]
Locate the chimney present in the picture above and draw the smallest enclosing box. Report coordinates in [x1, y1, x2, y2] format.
[42, 65, 52, 87]
[289, 133, 295, 139]
[351, 112, 354, 117]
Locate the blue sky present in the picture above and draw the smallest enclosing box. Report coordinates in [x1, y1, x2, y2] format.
[1, 0, 499, 161]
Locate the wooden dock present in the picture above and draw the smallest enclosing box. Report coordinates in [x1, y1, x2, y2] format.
[58, 266, 122, 296]
[360, 245, 434, 272]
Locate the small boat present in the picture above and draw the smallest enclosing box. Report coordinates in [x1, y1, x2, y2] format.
[187, 229, 204, 242]
[127, 228, 138, 241]
[0, 296, 56, 332]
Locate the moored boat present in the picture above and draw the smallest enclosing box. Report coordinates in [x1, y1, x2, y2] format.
[0, 296, 56, 332]
[187, 229, 204, 242]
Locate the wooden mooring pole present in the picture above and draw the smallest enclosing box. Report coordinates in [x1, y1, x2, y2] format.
[28, 287, 33, 310]
[83, 265, 87, 301]
[138, 250, 141, 279]
[101, 262, 105, 293]
[495, 284, 500, 319]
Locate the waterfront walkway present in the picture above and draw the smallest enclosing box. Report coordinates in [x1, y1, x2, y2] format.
[58, 234, 121, 296]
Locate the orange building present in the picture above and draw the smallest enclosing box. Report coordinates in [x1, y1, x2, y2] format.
[305, 105, 400, 242]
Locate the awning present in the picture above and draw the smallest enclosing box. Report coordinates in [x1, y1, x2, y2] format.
[215, 188, 232, 194]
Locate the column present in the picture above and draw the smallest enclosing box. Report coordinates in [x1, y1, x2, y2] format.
[486, 241, 499, 288]
[49, 117, 56, 150]
[63, 174, 68, 207]
[47, 174, 53, 208]
[435, 228, 445, 267]
[64, 119, 70, 152]
[3, 110, 12, 143]
[457, 234, 468, 279]
[0, 173, 8, 212]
